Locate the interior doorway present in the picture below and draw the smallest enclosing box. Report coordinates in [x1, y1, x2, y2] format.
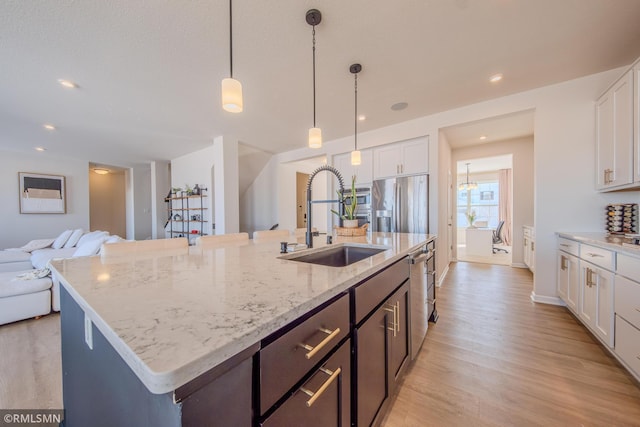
[89, 163, 126, 236]
[455, 156, 512, 266]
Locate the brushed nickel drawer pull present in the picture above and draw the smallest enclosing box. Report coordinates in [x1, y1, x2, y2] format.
[300, 327, 341, 360]
[561, 255, 567, 271]
[301, 366, 341, 407]
[395, 301, 400, 334]
[586, 253, 604, 258]
[559, 244, 570, 248]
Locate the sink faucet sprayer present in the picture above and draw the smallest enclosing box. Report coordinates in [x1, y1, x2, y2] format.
[306, 165, 345, 248]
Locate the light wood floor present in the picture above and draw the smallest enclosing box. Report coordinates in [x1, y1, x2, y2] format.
[2, 262, 640, 427]
[383, 262, 640, 427]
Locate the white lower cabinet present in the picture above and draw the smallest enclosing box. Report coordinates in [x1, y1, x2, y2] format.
[579, 260, 615, 348]
[615, 316, 640, 376]
[557, 251, 579, 312]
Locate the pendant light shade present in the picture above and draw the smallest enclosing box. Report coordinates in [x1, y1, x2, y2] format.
[309, 127, 322, 149]
[306, 9, 322, 148]
[222, 0, 243, 113]
[459, 163, 478, 190]
[350, 63, 362, 166]
[222, 78, 243, 113]
[351, 150, 361, 166]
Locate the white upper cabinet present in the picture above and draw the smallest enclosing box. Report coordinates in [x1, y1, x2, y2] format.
[333, 149, 373, 186]
[596, 69, 634, 190]
[373, 137, 429, 179]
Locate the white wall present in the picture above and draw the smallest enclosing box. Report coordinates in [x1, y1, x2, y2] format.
[452, 136, 534, 267]
[150, 161, 171, 239]
[437, 131, 452, 283]
[245, 67, 638, 303]
[171, 136, 240, 236]
[240, 156, 279, 236]
[0, 150, 90, 249]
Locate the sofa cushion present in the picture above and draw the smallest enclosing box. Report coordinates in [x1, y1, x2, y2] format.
[0, 251, 32, 264]
[63, 228, 84, 248]
[0, 270, 52, 298]
[73, 236, 107, 257]
[76, 230, 108, 248]
[52, 230, 73, 249]
[14, 238, 55, 253]
[31, 248, 77, 269]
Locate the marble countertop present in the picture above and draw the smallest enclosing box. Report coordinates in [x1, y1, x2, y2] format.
[50, 232, 434, 395]
[557, 232, 640, 258]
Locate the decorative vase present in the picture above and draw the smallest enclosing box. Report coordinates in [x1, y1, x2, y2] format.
[343, 219, 359, 228]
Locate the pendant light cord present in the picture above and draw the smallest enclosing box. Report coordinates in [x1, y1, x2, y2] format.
[312, 25, 317, 127]
[229, 0, 233, 78]
[354, 72, 358, 151]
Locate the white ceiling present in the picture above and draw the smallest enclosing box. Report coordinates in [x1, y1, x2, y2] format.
[442, 110, 534, 148]
[2, 1, 640, 167]
[456, 155, 513, 175]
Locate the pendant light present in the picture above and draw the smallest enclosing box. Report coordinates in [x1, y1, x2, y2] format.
[459, 163, 478, 190]
[350, 63, 362, 165]
[221, 0, 243, 113]
[306, 9, 322, 148]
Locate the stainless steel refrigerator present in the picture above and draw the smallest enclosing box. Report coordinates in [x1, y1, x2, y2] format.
[371, 174, 429, 234]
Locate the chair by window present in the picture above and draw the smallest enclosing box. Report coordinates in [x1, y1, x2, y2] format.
[493, 221, 508, 253]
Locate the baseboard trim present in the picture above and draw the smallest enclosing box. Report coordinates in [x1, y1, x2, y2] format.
[530, 291, 566, 306]
[511, 262, 528, 269]
[437, 264, 450, 287]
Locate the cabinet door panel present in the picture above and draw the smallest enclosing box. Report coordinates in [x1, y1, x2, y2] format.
[596, 91, 614, 189]
[557, 253, 569, 301]
[262, 340, 351, 427]
[612, 71, 634, 187]
[579, 263, 596, 327]
[388, 283, 409, 385]
[594, 267, 614, 347]
[566, 254, 579, 312]
[356, 308, 389, 427]
[374, 145, 401, 179]
[400, 139, 428, 175]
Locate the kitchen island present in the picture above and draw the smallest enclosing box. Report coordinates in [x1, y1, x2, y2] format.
[50, 232, 435, 426]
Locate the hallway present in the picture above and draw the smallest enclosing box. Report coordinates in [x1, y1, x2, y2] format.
[383, 262, 640, 426]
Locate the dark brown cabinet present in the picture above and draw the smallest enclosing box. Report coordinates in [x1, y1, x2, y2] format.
[261, 340, 351, 427]
[354, 260, 410, 427]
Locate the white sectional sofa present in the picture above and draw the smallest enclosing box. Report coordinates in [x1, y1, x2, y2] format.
[0, 229, 123, 324]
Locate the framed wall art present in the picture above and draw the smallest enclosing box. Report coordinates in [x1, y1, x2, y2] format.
[19, 172, 66, 214]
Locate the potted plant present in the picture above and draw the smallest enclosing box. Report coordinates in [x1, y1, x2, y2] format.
[466, 209, 477, 228]
[331, 175, 359, 228]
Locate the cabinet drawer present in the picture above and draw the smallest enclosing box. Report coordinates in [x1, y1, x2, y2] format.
[615, 274, 640, 329]
[580, 244, 615, 271]
[615, 316, 640, 376]
[354, 258, 409, 324]
[616, 253, 640, 281]
[558, 237, 579, 256]
[262, 339, 351, 427]
[260, 294, 349, 414]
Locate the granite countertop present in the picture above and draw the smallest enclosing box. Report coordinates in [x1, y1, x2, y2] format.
[557, 232, 640, 258]
[50, 232, 434, 395]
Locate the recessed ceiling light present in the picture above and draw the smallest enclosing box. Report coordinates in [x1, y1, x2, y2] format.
[43, 124, 56, 131]
[358, 115, 366, 121]
[34, 147, 46, 152]
[391, 102, 408, 111]
[58, 79, 78, 89]
[93, 168, 110, 175]
[489, 73, 503, 83]
[479, 135, 487, 140]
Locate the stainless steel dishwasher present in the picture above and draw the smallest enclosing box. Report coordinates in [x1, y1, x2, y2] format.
[408, 243, 437, 360]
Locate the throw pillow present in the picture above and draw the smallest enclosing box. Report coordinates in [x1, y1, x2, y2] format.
[52, 229, 73, 249]
[63, 228, 84, 248]
[18, 238, 55, 253]
[76, 231, 108, 248]
[72, 236, 108, 257]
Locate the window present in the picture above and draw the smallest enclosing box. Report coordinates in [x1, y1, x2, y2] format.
[457, 180, 500, 228]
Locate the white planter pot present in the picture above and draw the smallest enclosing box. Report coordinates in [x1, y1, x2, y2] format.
[343, 219, 359, 228]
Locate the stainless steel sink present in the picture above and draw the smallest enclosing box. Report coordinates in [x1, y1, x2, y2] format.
[283, 244, 388, 267]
